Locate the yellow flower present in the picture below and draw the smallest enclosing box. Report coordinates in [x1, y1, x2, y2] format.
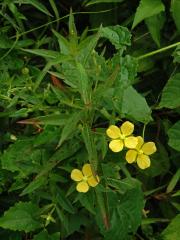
[106, 121, 138, 152]
[71, 164, 100, 193]
[125, 136, 157, 169]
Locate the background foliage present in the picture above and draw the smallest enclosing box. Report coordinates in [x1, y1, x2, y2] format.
[0, 0, 180, 239]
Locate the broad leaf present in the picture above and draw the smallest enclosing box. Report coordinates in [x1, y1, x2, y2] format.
[0, 202, 41, 232]
[100, 25, 131, 49]
[132, 0, 165, 29]
[168, 121, 180, 151]
[0, 139, 42, 175]
[121, 86, 152, 123]
[97, 179, 144, 240]
[159, 73, 180, 109]
[161, 214, 180, 240]
[33, 230, 60, 240]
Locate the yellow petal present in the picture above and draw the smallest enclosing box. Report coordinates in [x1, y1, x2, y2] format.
[137, 154, 150, 169]
[71, 169, 83, 181]
[124, 136, 138, 149]
[136, 136, 144, 150]
[109, 139, 123, 152]
[106, 125, 121, 139]
[76, 182, 89, 193]
[142, 142, 157, 155]
[82, 164, 93, 177]
[125, 150, 137, 163]
[120, 121, 134, 136]
[88, 175, 100, 187]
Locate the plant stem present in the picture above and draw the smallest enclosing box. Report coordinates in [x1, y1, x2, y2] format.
[137, 42, 180, 60]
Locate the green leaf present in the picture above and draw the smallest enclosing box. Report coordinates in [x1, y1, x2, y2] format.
[52, 186, 75, 214]
[19, 114, 69, 126]
[132, 0, 165, 29]
[166, 169, 180, 194]
[20, 0, 52, 16]
[68, 9, 78, 41]
[76, 62, 91, 104]
[33, 230, 60, 240]
[171, 0, 180, 32]
[82, 124, 98, 171]
[161, 214, 180, 240]
[58, 111, 83, 147]
[100, 25, 131, 49]
[168, 121, 180, 151]
[121, 86, 152, 123]
[145, 12, 165, 47]
[0, 202, 41, 232]
[37, 139, 81, 178]
[0, 139, 41, 175]
[143, 142, 170, 177]
[20, 176, 47, 196]
[52, 29, 70, 55]
[97, 179, 144, 240]
[85, 0, 125, 6]
[159, 73, 180, 109]
[22, 49, 61, 59]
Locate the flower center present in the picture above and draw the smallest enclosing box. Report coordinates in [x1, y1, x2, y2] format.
[82, 176, 88, 182]
[120, 133, 125, 140]
[138, 149, 143, 155]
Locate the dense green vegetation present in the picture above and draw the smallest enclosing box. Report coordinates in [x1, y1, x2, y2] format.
[0, 0, 180, 239]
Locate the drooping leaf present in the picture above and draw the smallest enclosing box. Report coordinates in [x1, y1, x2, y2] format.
[132, 0, 165, 29]
[85, 0, 125, 6]
[145, 12, 165, 47]
[159, 73, 180, 109]
[20, 0, 52, 16]
[121, 86, 152, 123]
[168, 121, 180, 151]
[171, 0, 180, 32]
[0, 202, 42, 232]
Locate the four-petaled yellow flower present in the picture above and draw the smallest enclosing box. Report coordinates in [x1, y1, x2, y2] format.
[71, 164, 99, 193]
[106, 121, 138, 152]
[125, 136, 157, 169]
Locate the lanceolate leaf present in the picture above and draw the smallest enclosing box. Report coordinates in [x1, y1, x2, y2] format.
[171, 0, 180, 32]
[132, 0, 165, 29]
[0, 202, 42, 232]
[57, 111, 83, 147]
[19, 0, 52, 16]
[145, 12, 165, 47]
[85, 0, 125, 6]
[82, 124, 98, 171]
